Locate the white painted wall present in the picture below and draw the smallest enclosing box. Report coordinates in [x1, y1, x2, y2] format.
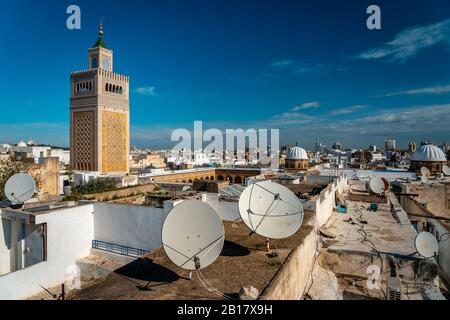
[0, 204, 94, 299]
[48, 149, 70, 165]
[0, 217, 43, 275]
[93, 202, 167, 252]
[314, 175, 348, 228]
[429, 219, 450, 282]
[202, 193, 240, 221]
[13, 146, 51, 163]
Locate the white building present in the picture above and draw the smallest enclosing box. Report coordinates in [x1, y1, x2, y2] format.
[48, 148, 70, 165]
[0, 144, 12, 153]
[11, 141, 70, 165]
[13, 142, 50, 163]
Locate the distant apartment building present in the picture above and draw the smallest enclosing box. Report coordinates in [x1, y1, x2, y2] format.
[385, 139, 396, 151]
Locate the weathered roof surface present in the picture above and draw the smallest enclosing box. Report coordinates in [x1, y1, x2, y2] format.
[323, 181, 417, 256]
[68, 212, 315, 300]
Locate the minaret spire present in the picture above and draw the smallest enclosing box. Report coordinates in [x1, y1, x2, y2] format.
[99, 19, 104, 37]
[92, 19, 108, 49]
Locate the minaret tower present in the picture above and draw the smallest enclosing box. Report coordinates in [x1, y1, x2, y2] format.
[70, 21, 130, 173]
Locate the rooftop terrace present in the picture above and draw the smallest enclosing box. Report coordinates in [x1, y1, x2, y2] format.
[68, 212, 315, 300]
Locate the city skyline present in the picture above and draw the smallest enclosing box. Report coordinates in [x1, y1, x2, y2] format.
[1, 0, 450, 149]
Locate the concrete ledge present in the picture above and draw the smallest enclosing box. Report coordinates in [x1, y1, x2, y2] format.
[90, 248, 137, 264]
[259, 227, 317, 300]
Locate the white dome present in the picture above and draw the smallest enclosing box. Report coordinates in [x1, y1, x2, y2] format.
[286, 146, 308, 160]
[17, 141, 27, 147]
[412, 144, 446, 162]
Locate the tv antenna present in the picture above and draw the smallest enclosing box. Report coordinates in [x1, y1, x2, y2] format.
[420, 167, 430, 177]
[4, 173, 36, 205]
[414, 231, 439, 259]
[238, 181, 303, 239]
[369, 177, 385, 195]
[161, 200, 224, 271]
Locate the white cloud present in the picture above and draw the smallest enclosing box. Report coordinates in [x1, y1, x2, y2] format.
[330, 105, 367, 115]
[266, 103, 450, 139]
[269, 101, 321, 125]
[268, 60, 347, 77]
[270, 59, 295, 69]
[379, 84, 450, 97]
[291, 101, 321, 111]
[358, 19, 450, 62]
[134, 86, 157, 96]
[322, 104, 450, 135]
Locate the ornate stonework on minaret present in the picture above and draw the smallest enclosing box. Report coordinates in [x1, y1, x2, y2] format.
[70, 21, 130, 173]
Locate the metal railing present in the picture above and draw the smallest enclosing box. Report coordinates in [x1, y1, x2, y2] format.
[92, 240, 149, 258]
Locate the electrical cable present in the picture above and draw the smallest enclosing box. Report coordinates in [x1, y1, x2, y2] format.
[196, 270, 233, 300]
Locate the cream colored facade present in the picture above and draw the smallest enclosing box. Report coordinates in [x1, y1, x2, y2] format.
[70, 24, 130, 174]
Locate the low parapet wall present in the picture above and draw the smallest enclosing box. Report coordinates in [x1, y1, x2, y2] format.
[260, 174, 348, 300]
[259, 225, 317, 300]
[315, 174, 348, 228]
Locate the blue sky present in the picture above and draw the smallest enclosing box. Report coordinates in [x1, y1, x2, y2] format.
[1, 0, 449, 149]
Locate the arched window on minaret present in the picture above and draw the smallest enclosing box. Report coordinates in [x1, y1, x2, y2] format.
[119, 86, 123, 94]
[92, 57, 98, 69]
[109, 83, 112, 92]
[89, 82, 92, 91]
[76, 83, 80, 93]
[105, 83, 109, 92]
[112, 84, 116, 93]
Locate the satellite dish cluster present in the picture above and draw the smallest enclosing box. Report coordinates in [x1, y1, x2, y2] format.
[419, 165, 450, 184]
[161, 181, 304, 271]
[2, 173, 440, 282]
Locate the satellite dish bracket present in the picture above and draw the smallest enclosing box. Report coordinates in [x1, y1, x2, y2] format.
[194, 256, 201, 270]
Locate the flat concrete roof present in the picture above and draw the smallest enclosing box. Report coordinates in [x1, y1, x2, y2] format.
[323, 181, 417, 257]
[324, 202, 417, 257]
[67, 211, 315, 300]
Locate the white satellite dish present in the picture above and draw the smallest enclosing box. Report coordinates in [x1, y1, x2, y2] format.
[443, 165, 450, 176]
[415, 231, 439, 259]
[369, 177, 385, 195]
[238, 181, 303, 239]
[182, 185, 191, 192]
[420, 167, 430, 177]
[4, 173, 36, 205]
[161, 200, 224, 270]
[421, 176, 428, 184]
